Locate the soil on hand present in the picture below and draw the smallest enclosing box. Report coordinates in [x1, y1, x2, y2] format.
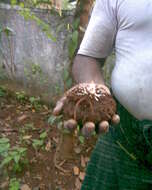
[63, 83, 116, 124]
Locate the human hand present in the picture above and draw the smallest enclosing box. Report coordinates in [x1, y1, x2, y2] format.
[53, 83, 120, 137]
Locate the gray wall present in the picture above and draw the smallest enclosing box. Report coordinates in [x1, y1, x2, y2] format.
[0, 3, 73, 101]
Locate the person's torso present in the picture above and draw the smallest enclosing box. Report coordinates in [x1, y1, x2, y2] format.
[111, 0, 152, 120]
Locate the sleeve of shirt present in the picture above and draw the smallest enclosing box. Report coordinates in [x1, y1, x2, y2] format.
[78, 0, 117, 58]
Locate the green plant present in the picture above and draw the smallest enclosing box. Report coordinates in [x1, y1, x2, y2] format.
[0, 86, 6, 97]
[68, 18, 79, 60]
[24, 123, 35, 131]
[48, 115, 64, 131]
[24, 62, 49, 91]
[0, 137, 10, 157]
[31, 64, 42, 75]
[32, 131, 47, 149]
[11, 0, 56, 41]
[15, 91, 26, 102]
[48, 115, 62, 125]
[63, 67, 73, 90]
[0, 138, 28, 173]
[78, 135, 85, 144]
[29, 96, 41, 110]
[9, 178, 20, 190]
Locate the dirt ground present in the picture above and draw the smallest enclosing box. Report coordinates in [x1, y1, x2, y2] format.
[0, 87, 97, 190]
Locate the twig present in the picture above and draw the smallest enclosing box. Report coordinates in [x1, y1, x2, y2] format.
[116, 141, 137, 161]
[0, 128, 18, 133]
[58, 159, 66, 167]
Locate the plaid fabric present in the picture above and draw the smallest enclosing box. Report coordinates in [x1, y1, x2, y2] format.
[81, 102, 152, 190]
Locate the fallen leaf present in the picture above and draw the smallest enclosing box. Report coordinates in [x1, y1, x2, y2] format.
[45, 140, 51, 151]
[6, 116, 11, 121]
[43, 105, 48, 110]
[23, 135, 32, 140]
[74, 147, 81, 154]
[21, 184, 31, 190]
[73, 166, 79, 176]
[17, 114, 28, 122]
[0, 181, 9, 189]
[75, 178, 81, 190]
[53, 137, 59, 144]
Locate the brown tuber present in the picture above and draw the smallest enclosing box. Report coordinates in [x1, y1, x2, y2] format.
[62, 83, 118, 124]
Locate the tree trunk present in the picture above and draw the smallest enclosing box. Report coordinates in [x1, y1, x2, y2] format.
[75, 0, 94, 45]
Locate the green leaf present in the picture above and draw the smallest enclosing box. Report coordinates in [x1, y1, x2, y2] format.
[72, 18, 80, 30]
[0, 144, 10, 155]
[17, 147, 27, 154]
[9, 151, 18, 157]
[72, 30, 78, 44]
[45, 31, 56, 42]
[3, 27, 14, 36]
[68, 31, 78, 59]
[32, 139, 44, 149]
[77, 125, 80, 132]
[13, 163, 22, 173]
[0, 138, 10, 156]
[79, 136, 85, 144]
[40, 131, 47, 139]
[29, 96, 35, 104]
[14, 155, 20, 164]
[63, 68, 69, 81]
[11, 0, 17, 5]
[0, 87, 6, 97]
[48, 115, 63, 126]
[19, 2, 24, 8]
[33, 0, 37, 4]
[9, 178, 20, 190]
[48, 115, 57, 125]
[0, 156, 12, 167]
[66, 78, 73, 88]
[0, 137, 10, 144]
[24, 123, 35, 130]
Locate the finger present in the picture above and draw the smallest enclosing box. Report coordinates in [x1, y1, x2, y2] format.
[81, 122, 95, 138]
[98, 121, 109, 134]
[99, 84, 111, 95]
[111, 114, 120, 125]
[64, 119, 77, 131]
[53, 96, 67, 116]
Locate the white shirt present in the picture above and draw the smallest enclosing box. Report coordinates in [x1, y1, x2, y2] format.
[78, 0, 152, 120]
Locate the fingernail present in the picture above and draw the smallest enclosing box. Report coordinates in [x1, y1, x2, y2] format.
[99, 121, 109, 133]
[64, 119, 77, 131]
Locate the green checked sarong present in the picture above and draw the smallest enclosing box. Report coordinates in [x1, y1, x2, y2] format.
[81, 101, 152, 190]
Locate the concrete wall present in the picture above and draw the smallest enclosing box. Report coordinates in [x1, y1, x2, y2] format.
[0, 3, 73, 101]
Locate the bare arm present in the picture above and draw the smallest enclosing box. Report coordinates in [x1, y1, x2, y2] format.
[72, 54, 105, 85]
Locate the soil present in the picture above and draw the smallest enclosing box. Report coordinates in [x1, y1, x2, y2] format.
[0, 88, 97, 190]
[63, 83, 116, 124]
